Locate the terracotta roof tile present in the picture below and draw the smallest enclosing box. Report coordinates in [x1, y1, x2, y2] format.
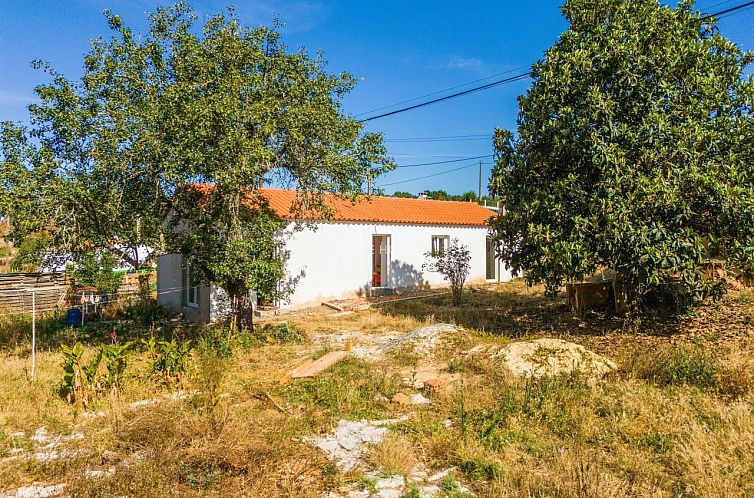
[262, 188, 494, 227]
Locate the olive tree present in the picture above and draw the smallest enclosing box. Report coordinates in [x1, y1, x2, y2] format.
[1, 4, 394, 329]
[489, 0, 754, 308]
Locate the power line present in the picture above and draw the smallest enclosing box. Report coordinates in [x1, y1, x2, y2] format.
[359, 73, 531, 123]
[353, 65, 532, 118]
[381, 162, 482, 187]
[395, 154, 493, 168]
[385, 134, 491, 143]
[359, 2, 754, 123]
[702, 0, 754, 18]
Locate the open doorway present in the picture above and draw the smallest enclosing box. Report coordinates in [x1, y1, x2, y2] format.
[486, 236, 497, 281]
[372, 235, 390, 288]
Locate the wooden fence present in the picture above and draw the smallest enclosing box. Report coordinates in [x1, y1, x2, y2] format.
[0, 270, 156, 315]
[0, 272, 69, 314]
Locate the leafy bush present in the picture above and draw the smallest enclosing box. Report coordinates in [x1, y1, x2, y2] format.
[125, 299, 167, 326]
[69, 250, 122, 297]
[627, 346, 718, 389]
[60, 343, 101, 406]
[142, 337, 192, 384]
[254, 323, 307, 345]
[423, 238, 471, 306]
[59, 341, 131, 406]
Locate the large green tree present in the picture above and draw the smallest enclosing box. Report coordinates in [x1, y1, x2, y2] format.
[0, 4, 393, 327]
[490, 0, 754, 308]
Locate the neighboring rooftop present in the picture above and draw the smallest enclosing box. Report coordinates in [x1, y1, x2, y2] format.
[261, 188, 494, 227]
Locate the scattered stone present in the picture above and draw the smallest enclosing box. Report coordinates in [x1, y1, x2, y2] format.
[312, 323, 462, 363]
[34, 448, 83, 463]
[121, 449, 148, 468]
[101, 450, 120, 464]
[383, 324, 461, 357]
[371, 475, 405, 498]
[391, 393, 412, 406]
[1, 483, 65, 498]
[84, 467, 115, 479]
[30, 428, 50, 445]
[304, 418, 405, 472]
[9, 431, 25, 439]
[408, 393, 432, 405]
[427, 467, 456, 483]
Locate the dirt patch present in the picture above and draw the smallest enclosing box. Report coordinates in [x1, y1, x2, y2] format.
[312, 324, 464, 363]
[470, 338, 616, 380]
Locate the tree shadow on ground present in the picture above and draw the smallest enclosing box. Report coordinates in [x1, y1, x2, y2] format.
[377, 284, 687, 339]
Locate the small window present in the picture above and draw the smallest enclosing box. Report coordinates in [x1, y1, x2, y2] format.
[182, 261, 200, 308]
[431, 235, 449, 257]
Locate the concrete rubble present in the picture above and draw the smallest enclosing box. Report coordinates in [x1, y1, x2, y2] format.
[307, 418, 472, 497]
[1, 483, 66, 498]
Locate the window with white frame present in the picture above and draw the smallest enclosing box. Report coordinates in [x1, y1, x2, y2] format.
[431, 235, 449, 257]
[181, 261, 199, 308]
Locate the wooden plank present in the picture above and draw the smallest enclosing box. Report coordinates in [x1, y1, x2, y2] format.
[322, 301, 344, 312]
[290, 351, 349, 379]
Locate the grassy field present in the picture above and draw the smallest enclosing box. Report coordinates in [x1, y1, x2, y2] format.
[1, 281, 753, 497]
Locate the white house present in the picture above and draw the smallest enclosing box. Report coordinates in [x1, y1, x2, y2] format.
[156, 188, 510, 322]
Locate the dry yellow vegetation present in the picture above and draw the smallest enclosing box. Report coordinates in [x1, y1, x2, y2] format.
[1, 281, 753, 497]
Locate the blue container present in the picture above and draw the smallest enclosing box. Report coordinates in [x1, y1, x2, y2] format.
[66, 308, 82, 327]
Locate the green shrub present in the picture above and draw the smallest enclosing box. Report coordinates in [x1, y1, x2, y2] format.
[59, 341, 131, 406]
[249, 322, 307, 346]
[627, 346, 717, 389]
[459, 457, 502, 481]
[143, 337, 192, 384]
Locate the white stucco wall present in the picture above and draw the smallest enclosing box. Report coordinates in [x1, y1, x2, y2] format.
[280, 221, 511, 309]
[158, 220, 512, 320]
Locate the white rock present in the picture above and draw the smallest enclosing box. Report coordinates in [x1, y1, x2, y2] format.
[409, 393, 432, 405]
[84, 467, 115, 479]
[304, 418, 406, 472]
[30, 428, 50, 445]
[2, 483, 65, 498]
[427, 467, 457, 483]
[374, 475, 405, 497]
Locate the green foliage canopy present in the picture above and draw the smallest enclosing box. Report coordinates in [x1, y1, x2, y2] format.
[0, 3, 393, 327]
[489, 0, 754, 305]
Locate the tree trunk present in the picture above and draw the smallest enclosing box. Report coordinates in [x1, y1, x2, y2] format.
[228, 285, 254, 332]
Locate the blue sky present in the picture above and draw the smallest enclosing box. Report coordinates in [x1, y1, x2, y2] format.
[1, 0, 752, 195]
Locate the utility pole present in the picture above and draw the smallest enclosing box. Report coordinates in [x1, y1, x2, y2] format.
[367, 172, 372, 196]
[31, 291, 36, 381]
[478, 161, 483, 201]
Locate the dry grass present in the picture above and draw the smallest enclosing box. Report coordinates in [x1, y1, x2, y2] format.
[364, 433, 419, 477]
[1, 282, 754, 496]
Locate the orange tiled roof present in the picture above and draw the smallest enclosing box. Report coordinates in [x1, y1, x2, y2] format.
[261, 188, 494, 227]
